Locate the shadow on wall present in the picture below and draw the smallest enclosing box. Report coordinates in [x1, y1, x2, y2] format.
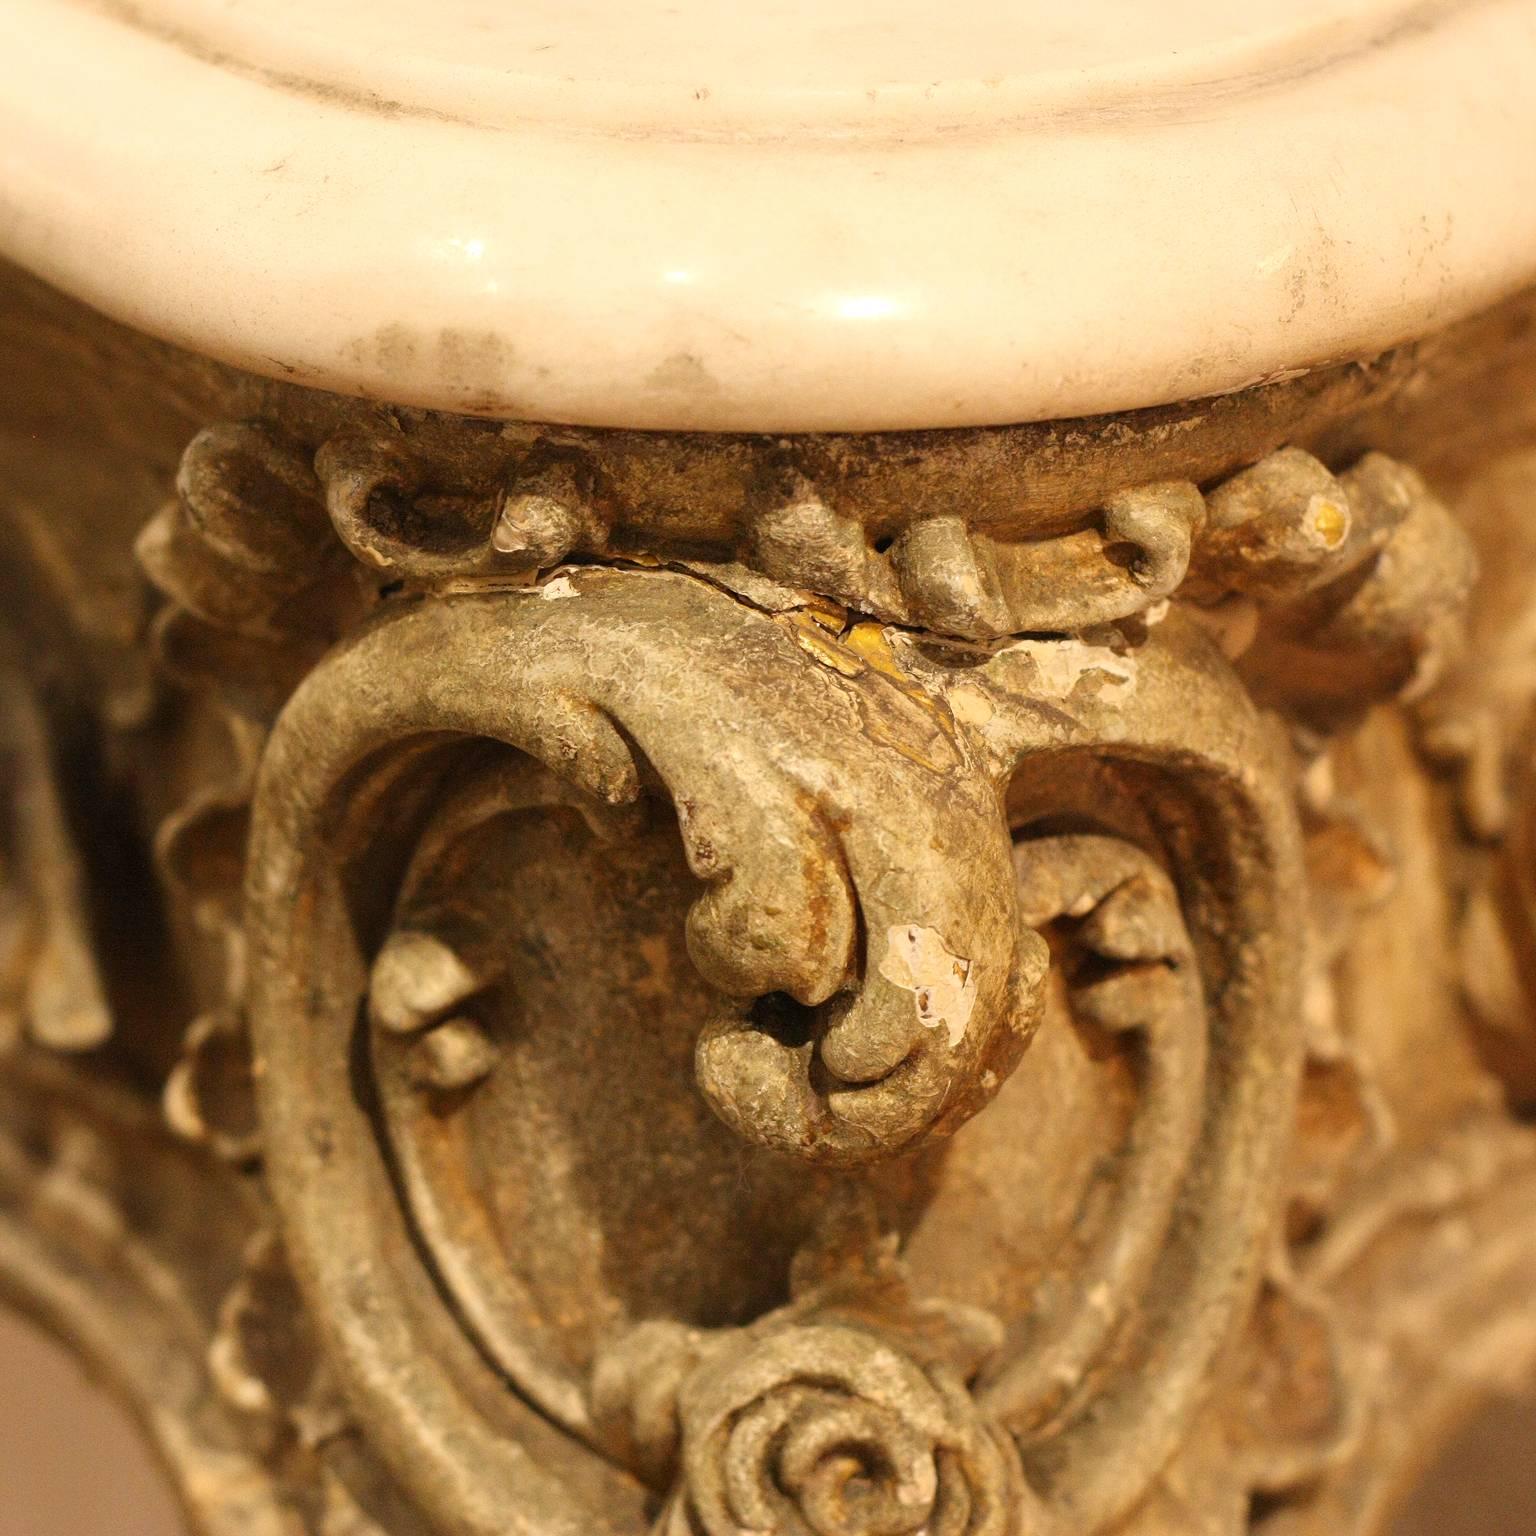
[0, 1308, 184, 1536]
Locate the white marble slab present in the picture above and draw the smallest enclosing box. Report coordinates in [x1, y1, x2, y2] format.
[3, 0, 1535, 429]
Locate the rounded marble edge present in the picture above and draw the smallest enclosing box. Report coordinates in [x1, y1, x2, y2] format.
[3, 0, 1536, 431]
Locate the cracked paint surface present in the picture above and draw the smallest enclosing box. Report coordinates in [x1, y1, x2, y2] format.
[1004, 637, 1138, 701]
[878, 923, 976, 1049]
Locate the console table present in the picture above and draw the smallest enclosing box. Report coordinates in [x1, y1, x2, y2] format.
[4, 3, 1536, 1533]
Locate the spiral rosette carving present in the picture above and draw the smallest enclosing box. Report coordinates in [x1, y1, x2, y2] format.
[659, 1325, 1028, 1536]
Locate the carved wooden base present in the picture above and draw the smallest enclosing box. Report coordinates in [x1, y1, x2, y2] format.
[4, 266, 1536, 1535]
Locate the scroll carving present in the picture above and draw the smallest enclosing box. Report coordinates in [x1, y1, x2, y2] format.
[252, 572, 1048, 1167]
[151, 416, 1494, 1536]
[223, 534, 1305, 1535]
[6, 345, 1535, 1536]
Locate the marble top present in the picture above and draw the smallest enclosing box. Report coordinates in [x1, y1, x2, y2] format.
[3, 0, 1536, 429]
